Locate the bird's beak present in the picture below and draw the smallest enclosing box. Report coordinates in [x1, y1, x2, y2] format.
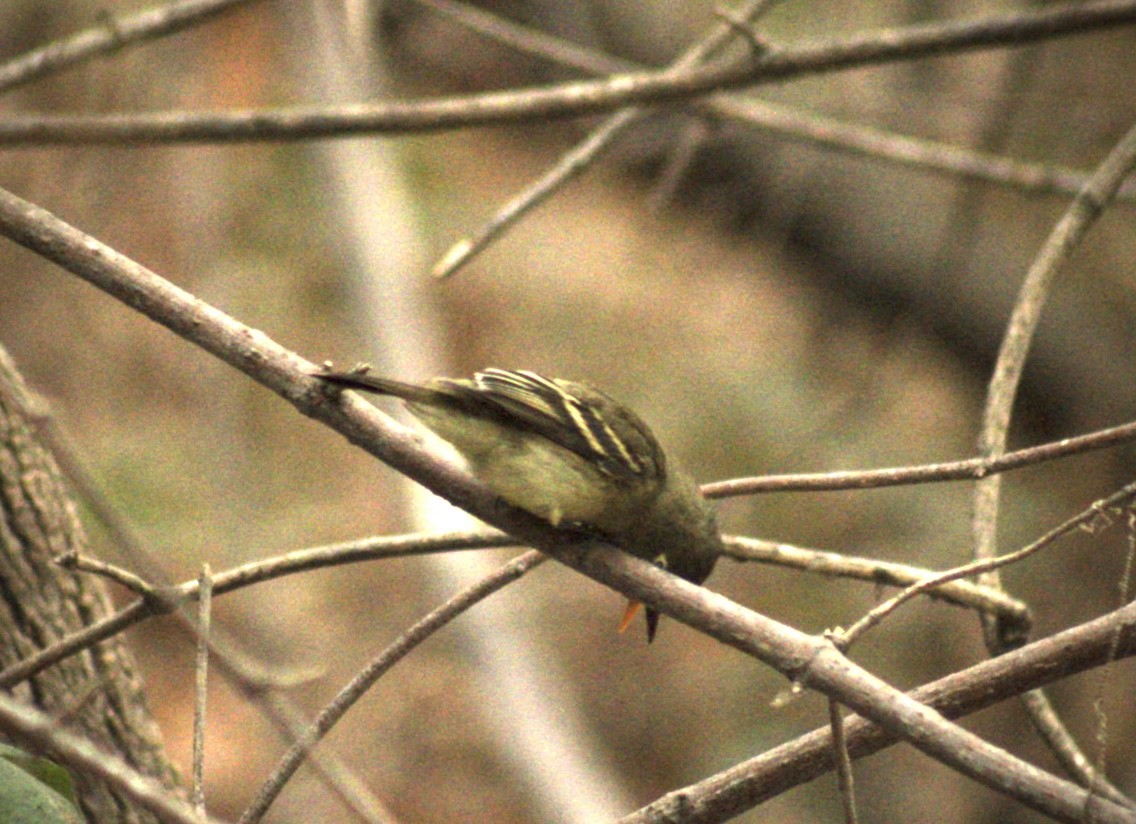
[617, 599, 642, 634]
[645, 608, 660, 643]
[617, 600, 660, 643]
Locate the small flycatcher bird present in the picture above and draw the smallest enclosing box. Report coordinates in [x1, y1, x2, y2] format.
[314, 366, 722, 642]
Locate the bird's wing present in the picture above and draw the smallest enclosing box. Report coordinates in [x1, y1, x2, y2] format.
[459, 369, 661, 482]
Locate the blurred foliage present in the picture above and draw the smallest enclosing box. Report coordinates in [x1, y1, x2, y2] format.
[0, 744, 81, 821]
[0, 750, 82, 824]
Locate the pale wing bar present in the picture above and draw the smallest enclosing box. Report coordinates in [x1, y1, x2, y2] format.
[472, 369, 648, 482]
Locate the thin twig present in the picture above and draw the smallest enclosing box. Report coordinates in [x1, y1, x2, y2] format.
[192, 564, 213, 817]
[36, 407, 414, 823]
[837, 481, 1136, 651]
[38, 525, 1038, 689]
[410, 0, 620, 76]
[618, 600, 1136, 823]
[703, 416, 1136, 497]
[1088, 507, 1136, 806]
[0, 530, 514, 688]
[413, 0, 1136, 204]
[974, 120, 1136, 579]
[0, 0, 265, 94]
[0, 694, 216, 824]
[238, 550, 547, 824]
[828, 698, 858, 824]
[29, 527, 1042, 686]
[32, 527, 1040, 690]
[1021, 690, 1129, 812]
[431, 107, 640, 277]
[971, 113, 1136, 615]
[54, 550, 165, 600]
[724, 536, 1030, 628]
[645, 116, 716, 211]
[969, 114, 1136, 791]
[1, 1, 1135, 145]
[709, 96, 1136, 203]
[432, 0, 778, 278]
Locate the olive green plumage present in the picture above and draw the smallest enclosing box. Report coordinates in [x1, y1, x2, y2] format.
[316, 367, 722, 642]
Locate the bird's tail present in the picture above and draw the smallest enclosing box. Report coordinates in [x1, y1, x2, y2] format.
[313, 369, 442, 406]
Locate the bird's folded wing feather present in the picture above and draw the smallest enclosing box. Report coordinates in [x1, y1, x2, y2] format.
[456, 369, 653, 483]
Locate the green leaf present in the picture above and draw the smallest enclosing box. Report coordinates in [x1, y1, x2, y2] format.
[0, 745, 83, 824]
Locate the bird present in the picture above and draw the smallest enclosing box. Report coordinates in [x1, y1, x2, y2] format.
[313, 365, 722, 642]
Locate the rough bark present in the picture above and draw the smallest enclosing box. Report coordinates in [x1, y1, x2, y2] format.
[0, 344, 181, 823]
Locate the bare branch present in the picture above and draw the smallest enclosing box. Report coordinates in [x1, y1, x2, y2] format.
[192, 565, 213, 817]
[431, 106, 640, 278]
[709, 96, 1136, 203]
[0, 530, 513, 688]
[836, 481, 1136, 650]
[238, 550, 547, 824]
[432, 0, 777, 278]
[414, 0, 1136, 203]
[724, 537, 1030, 627]
[828, 698, 859, 824]
[704, 417, 1136, 497]
[619, 600, 1136, 823]
[0, 0, 264, 95]
[55, 550, 164, 599]
[0, 694, 215, 824]
[966, 113, 1136, 785]
[17, 525, 1035, 691]
[0, 1, 1133, 144]
[0, 185, 1132, 822]
[410, 0, 626, 76]
[974, 117, 1136, 577]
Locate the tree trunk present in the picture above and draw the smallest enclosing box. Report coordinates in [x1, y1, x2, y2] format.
[0, 344, 181, 823]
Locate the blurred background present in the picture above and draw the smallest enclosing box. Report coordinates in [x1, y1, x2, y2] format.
[1, 0, 1135, 821]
